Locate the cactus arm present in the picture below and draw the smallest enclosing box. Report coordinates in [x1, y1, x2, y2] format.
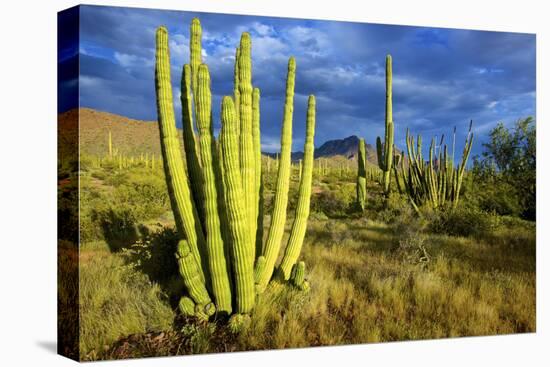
[219, 96, 255, 313]
[176, 240, 214, 318]
[195, 65, 233, 314]
[252, 88, 263, 258]
[234, 46, 241, 125]
[190, 18, 202, 95]
[237, 33, 257, 262]
[279, 95, 316, 279]
[376, 136, 385, 171]
[155, 26, 208, 302]
[181, 64, 206, 223]
[357, 138, 367, 211]
[256, 57, 296, 291]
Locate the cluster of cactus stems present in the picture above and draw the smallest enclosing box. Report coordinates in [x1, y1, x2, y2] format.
[376, 55, 395, 196]
[356, 138, 367, 210]
[396, 121, 474, 210]
[155, 19, 316, 324]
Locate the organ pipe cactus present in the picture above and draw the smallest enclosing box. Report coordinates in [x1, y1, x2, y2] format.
[255, 57, 296, 292]
[357, 138, 367, 211]
[376, 55, 394, 195]
[155, 19, 316, 322]
[400, 122, 474, 209]
[278, 96, 316, 280]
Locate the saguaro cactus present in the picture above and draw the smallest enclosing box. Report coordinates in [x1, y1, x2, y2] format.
[357, 138, 367, 211]
[108, 130, 113, 158]
[154, 19, 316, 322]
[376, 55, 394, 195]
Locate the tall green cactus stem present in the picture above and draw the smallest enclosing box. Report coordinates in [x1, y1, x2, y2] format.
[357, 138, 367, 211]
[234, 47, 241, 125]
[279, 95, 316, 280]
[176, 239, 214, 317]
[376, 55, 394, 195]
[453, 121, 474, 208]
[155, 26, 209, 305]
[196, 65, 233, 314]
[237, 33, 256, 262]
[108, 130, 113, 158]
[181, 64, 205, 223]
[252, 88, 263, 257]
[190, 18, 202, 95]
[219, 97, 255, 313]
[393, 152, 403, 195]
[256, 57, 296, 291]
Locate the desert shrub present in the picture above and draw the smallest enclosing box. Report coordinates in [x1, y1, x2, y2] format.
[310, 184, 355, 218]
[427, 205, 500, 238]
[90, 203, 143, 251]
[375, 193, 414, 224]
[122, 227, 180, 284]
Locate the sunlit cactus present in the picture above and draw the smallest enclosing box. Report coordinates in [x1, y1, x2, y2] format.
[376, 55, 394, 196]
[357, 138, 367, 211]
[401, 122, 474, 209]
[154, 19, 315, 322]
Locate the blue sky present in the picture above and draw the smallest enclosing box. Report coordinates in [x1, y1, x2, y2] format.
[61, 5, 536, 155]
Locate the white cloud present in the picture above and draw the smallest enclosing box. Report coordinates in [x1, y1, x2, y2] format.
[114, 52, 153, 68]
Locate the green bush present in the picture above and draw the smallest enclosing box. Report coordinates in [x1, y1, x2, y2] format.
[427, 205, 500, 238]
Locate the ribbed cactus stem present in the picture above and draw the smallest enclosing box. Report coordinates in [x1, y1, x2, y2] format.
[219, 96, 255, 313]
[176, 239, 213, 315]
[256, 57, 296, 291]
[357, 138, 367, 211]
[234, 47, 241, 125]
[190, 18, 202, 95]
[155, 26, 209, 303]
[237, 33, 257, 263]
[178, 296, 196, 317]
[252, 88, 263, 258]
[181, 64, 205, 223]
[376, 55, 394, 195]
[196, 65, 232, 314]
[279, 95, 316, 280]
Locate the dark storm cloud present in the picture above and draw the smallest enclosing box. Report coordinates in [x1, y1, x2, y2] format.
[72, 4, 536, 156]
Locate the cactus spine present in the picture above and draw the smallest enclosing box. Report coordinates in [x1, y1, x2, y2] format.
[256, 57, 296, 291]
[279, 95, 316, 280]
[357, 138, 367, 211]
[376, 55, 394, 195]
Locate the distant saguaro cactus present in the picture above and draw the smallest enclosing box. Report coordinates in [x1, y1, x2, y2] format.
[357, 138, 367, 211]
[155, 19, 316, 324]
[376, 55, 394, 196]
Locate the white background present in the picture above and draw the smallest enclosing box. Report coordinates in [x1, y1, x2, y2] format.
[0, 0, 547, 365]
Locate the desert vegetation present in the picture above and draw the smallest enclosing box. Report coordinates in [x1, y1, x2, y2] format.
[57, 17, 536, 361]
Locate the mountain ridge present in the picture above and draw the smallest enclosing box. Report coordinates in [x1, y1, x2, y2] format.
[59, 108, 382, 165]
